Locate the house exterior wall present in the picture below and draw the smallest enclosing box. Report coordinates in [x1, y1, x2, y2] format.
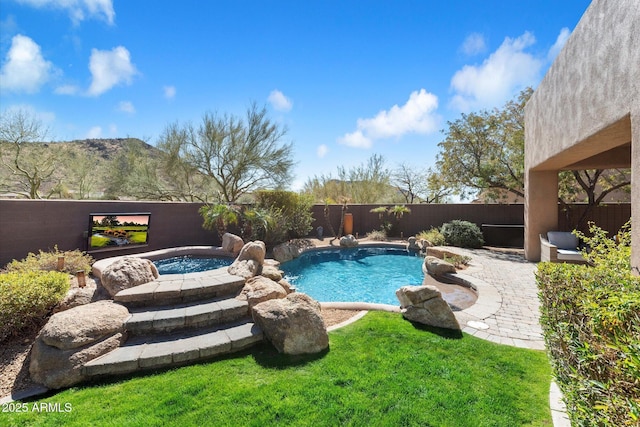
[524, 0, 639, 273]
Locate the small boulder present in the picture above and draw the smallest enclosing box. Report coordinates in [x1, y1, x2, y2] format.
[396, 285, 460, 330]
[261, 264, 283, 281]
[423, 256, 456, 276]
[252, 293, 329, 355]
[237, 276, 287, 310]
[228, 241, 266, 279]
[340, 234, 359, 247]
[101, 257, 159, 297]
[222, 233, 244, 256]
[273, 242, 300, 263]
[426, 247, 461, 260]
[54, 286, 99, 313]
[29, 301, 129, 389]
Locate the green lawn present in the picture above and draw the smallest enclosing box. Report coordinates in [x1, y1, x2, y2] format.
[3, 312, 552, 426]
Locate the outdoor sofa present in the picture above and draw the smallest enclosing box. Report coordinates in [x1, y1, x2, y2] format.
[539, 231, 588, 264]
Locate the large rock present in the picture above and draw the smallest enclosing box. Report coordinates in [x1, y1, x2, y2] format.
[228, 241, 266, 279]
[252, 293, 329, 355]
[54, 286, 98, 313]
[29, 301, 129, 389]
[396, 285, 460, 330]
[222, 233, 244, 256]
[39, 301, 129, 350]
[237, 276, 288, 310]
[101, 257, 159, 297]
[423, 256, 456, 276]
[340, 234, 359, 247]
[261, 260, 283, 281]
[273, 242, 300, 263]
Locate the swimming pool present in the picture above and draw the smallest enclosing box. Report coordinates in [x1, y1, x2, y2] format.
[281, 247, 425, 306]
[153, 255, 233, 275]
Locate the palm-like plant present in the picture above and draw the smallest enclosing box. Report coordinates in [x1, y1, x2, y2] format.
[199, 204, 240, 238]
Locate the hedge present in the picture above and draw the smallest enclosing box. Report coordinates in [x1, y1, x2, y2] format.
[537, 221, 639, 426]
[0, 270, 70, 342]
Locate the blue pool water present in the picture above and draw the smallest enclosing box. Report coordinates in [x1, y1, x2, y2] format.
[281, 247, 424, 305]
[153, 256, 233, 275]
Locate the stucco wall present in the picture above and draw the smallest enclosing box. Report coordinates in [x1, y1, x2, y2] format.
[524, 0, 639, 271]
[525, 0, 639, 170]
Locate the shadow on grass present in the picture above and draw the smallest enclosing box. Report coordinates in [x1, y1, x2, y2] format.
[408, 321, 464, 339]
[251, 342, 330, 369]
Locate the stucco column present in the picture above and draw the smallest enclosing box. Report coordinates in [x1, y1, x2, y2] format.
[525, 170, 559, 261]
[631, 111, 639, 276]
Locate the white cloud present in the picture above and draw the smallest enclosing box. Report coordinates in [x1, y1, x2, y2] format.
[450, 32, 542, 112]
[16, 0, 115, 25]
[54, 84, 80, 95]
[461, 33, 486, 56]
[0, 34, 54, 93]
[268, 89, 293, 112]
[317, 144, 328, 158]
[117, 101, 135, 114]
[163, 85, 176, 100]
[87, 46, 138, 96]
[339, 89, 439, 149]
[86, 125, 102, 138]
[548, 27, 571, 62]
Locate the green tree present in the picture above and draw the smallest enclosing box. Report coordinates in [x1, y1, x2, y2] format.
[434, 88, 631, 211]
[159, 104, 294, 203]
[435, 88, 530, 201]
[0, 108, 60, 199]
[393, 163, 452, 203]
[303, 154, 393, 203]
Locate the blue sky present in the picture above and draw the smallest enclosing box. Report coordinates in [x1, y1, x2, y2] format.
[0, 0, 591, 189]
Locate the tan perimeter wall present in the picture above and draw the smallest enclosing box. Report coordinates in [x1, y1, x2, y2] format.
[0, 200, 631, 267]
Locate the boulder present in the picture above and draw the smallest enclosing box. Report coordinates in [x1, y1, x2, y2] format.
[396, 285, 460, 330]
[278, 279, 296, 294]
[30, 333, 125, 389]
[252, 293, 329, 355]
[54, 286, 99, 313]
[29, 301, 129, 389]
[339, 234, 359, 248]
[261, 264, 283, 281]
[423, 256, 456, 276]
[101, 257, 159, 297]
[237, 276, 288, 310]
[273, 242, 300, 263]
[228, 241, 266, 279]
[222, 233, 244, 256]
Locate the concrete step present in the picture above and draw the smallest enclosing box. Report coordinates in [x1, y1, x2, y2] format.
[125, 297, 249, 335]
[83, 320, 263, 378]
[114, 268, 245, 307]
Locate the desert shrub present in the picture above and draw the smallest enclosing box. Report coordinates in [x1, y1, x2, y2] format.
[443, 254, 471, 268]
[416, 227, 446, 246]
[537, 221, 640, 426]
[0, 270, 70, 342]
[254, 190, 314, 241]
[441, 220, 484, 248]
[366, 230, 387, 241]
[4, 246, 94, 274]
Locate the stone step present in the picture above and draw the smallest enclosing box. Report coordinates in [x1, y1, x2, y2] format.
[125, 297, 249, 335]
[114, 268, 245, 307]
[83, 320, 263, 378]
